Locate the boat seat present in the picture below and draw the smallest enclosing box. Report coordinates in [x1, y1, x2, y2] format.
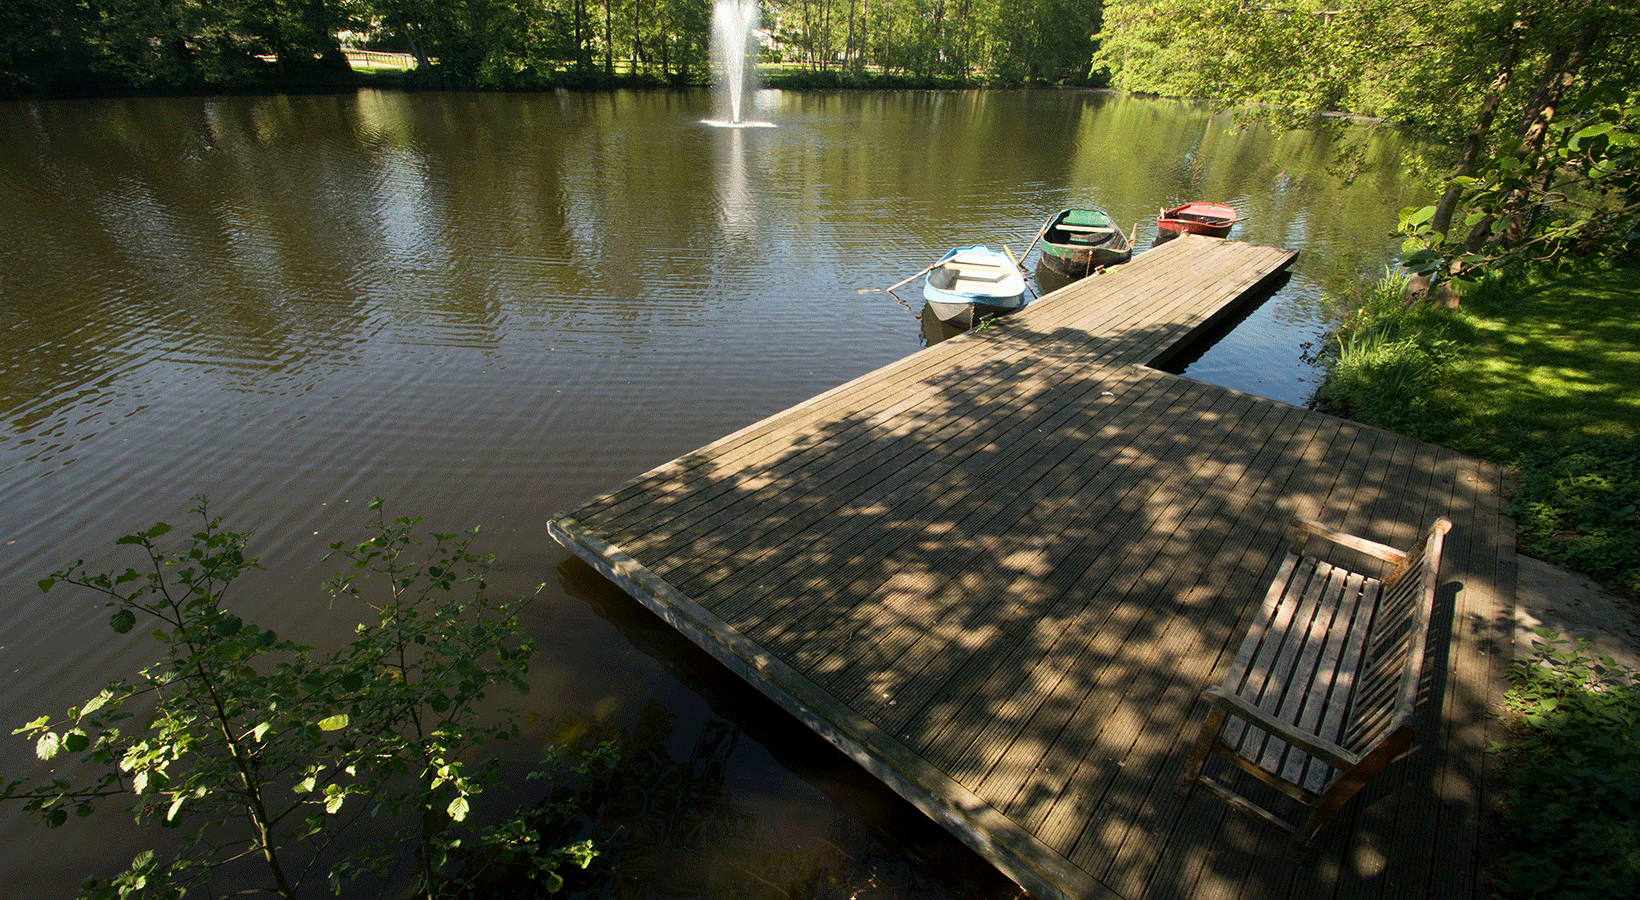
[942, 261, 1006, 275]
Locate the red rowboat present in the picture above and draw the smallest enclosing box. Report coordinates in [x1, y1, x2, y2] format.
[1156, 202, 1237, 239]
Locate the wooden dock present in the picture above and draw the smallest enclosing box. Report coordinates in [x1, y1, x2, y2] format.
[549, 235, 1510, 900]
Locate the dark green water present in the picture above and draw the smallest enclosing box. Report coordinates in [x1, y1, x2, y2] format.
[0, 88, 1427, 898]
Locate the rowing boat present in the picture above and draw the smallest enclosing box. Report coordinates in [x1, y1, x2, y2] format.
[922, 246, 1028, 323]
[1037, 208, 1132, 279]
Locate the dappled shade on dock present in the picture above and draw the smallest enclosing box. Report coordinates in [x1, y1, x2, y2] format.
[551, 235, 1510, 900]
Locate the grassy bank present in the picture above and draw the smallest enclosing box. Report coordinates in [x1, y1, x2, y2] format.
[1313, 262, 1640, 594]
[1312, 261, 1640, 899]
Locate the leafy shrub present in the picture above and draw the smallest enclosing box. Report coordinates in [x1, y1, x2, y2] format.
[1495, 632, 1640, 899]
[4, 499, 611, 899]
[1310, 269, 1461, 442]
[1511, 436, 1640, 594]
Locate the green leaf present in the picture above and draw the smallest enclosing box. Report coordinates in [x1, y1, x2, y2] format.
[37, 577, 55, 592]
[447, 796, 470, 822]
[35, 732, 60, 760]
[1576, 122, 1615, 141]
[81, 692, 109, 718]
[316, 714, 349, 732]
[17, 714, 51, 734]
[63, 731, 89, 753]
[109, 609, 136, 634]
[1400, 205, 1435, 228]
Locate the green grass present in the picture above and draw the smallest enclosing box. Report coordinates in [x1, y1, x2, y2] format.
[1448, 265, 1640, 458]
[1494, 633, 1640, 899]
[1314, 260, 1640, 593]
[1313, 262, 1640, 897]
[1453, 264, 1640, 593]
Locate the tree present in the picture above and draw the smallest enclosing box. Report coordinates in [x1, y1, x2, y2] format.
[5, 499, 610, 899]
[1094, 0, 1640, 295]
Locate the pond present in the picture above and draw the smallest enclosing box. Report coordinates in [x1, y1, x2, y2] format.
[0, 88, 1427, 897]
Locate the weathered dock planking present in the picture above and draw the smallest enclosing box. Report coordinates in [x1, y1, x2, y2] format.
[549, 234, 1510, 900]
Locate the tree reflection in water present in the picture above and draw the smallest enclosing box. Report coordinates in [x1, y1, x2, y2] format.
[473, 697, 1020, 900]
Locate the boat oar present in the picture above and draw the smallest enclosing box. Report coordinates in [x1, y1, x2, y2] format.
[1003, 245, 1038, 299]
[858, 258, 945, 294]
[1015, 216, 1053, 272]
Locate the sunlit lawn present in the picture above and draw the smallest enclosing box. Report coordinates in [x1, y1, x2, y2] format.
[1447, 261, 1640, 462]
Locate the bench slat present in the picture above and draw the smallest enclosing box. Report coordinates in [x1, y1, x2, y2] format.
[1183, 515, 1452, 855]
[1219, 555, 1323, 754]
[1300, 574, 1380, 793]
[1257, 564, 1351, 777]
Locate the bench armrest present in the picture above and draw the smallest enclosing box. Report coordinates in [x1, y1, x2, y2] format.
[1202, 686, 1361, 770]
[1288, 516, 1409, 565]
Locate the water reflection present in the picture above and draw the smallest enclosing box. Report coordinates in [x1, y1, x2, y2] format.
[0, 88, 1431, 897]
[553, 559, 1024, 900]
[718, 126, 756, 239]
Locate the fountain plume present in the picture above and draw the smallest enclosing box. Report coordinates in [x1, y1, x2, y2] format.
[711, 0, 759, 126]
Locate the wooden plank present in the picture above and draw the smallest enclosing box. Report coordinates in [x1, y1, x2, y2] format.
[682, 363, 1167, 613]
[549, 517, 1119, 900]
[1086, 409, 1356, 892]
[713, 369, 1198, 664]
[769, 375, 1216, 683]
[968, 392, 1283, 812]
[546, 235, 1505, 900]
[1046, 409, 1350, 866]
[834, 386, 1269, 723]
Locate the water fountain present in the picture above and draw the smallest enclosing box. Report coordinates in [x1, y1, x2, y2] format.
[705, 0, 774, 128]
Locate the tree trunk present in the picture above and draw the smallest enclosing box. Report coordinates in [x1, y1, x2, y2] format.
[398, 19, 433, 71]
[575, 0, 591, 72]
[632, 0, 644, 72]
[1501, 13, 1605, 245]
[1466, 11, 1606, 252]
[846, 0, 858, 74]
[604, 0, 614, 77]
[1430, 19, 1524, 239]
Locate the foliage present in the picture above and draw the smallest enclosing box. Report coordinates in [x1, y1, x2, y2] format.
[1511, 438, 1640, 593]
[2, 498, 610, 899]
[1309, 269, 1462, 442]
[1400, 90, 1640, 293]
[1311, 262, 1640, 594]
[1494, 631, 1640, 899]
[0, 0, 359, 94]
[0, 0, 1105, 94]
[1096, 1, 1640, 278]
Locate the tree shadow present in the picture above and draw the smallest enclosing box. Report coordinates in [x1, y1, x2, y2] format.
[551, 279, 1510, 900]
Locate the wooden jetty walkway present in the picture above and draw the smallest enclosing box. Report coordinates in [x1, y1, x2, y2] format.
[550, 235, 1511, 900]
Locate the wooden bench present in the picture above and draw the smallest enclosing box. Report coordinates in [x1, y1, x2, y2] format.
[1181, 514, 1453, 854]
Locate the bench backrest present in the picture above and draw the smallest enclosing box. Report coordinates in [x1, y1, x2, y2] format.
[1341, 518, 1452, 755]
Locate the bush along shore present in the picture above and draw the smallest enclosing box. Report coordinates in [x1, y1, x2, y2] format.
[1312, 262, 1639, 595]
[1310, 260, 1640, 899]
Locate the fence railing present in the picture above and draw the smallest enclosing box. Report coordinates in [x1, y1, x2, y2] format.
[344, 50, 420, 69]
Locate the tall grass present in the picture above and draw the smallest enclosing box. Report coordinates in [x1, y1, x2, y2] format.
[1310, 268, 1461, 443]
[1310, 263, 1639, 593]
